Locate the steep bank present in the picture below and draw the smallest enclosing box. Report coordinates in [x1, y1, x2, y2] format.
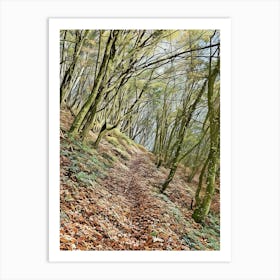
[60, 109, 220, 251]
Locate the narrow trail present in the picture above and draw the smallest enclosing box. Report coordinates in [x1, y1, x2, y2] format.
[103, 152, 164, 249]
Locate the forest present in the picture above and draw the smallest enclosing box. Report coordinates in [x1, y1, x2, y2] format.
[59, 29, 221, 250]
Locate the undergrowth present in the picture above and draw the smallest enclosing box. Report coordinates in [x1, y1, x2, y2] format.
[60, 121, 220, 251]
[60, 134, 111, 187]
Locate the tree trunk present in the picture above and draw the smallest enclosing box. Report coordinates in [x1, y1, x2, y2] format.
[187, 166, 198, 183]
[93, 122, 107, 149]
[160, 79, 207, 193]
[80, 88, 104, 141]
[93, 121, 119, 149]
[69, 31, 118, 137]
[161, 162, 178, 192]
[192, 57, 220, 223]
[60, 30, 89, 104]
[194, 156, 209, 207]
[192, 142, 218, 222]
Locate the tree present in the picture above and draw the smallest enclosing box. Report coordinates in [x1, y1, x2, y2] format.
[59, 29, 221, 223]
[192, 51, 220, 222]
[160, 79, 207, 193]
[69, 30, 119, 136]
[60, 30, 89, 104]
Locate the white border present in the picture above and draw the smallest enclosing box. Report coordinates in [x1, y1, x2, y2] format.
[1, 0, 279, 279]
[49, 18, 231, 262]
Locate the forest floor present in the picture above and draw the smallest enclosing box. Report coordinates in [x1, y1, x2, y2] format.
[60, 109, 220, 251]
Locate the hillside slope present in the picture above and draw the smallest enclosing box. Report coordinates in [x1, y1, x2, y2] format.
[60, 109, 220, 251]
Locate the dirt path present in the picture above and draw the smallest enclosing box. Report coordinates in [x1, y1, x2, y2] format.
[103, 152, 164, 249]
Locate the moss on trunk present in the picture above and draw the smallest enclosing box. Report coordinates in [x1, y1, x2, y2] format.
[69, 31, 117, 137]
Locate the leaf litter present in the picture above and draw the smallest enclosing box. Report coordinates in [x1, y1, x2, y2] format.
[60, 109, 220, 251]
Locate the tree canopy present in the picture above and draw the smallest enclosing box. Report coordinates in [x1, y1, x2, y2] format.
[60, 29, 220, 223]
